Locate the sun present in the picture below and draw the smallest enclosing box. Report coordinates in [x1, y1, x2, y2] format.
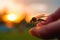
[7, 14, 17, 21]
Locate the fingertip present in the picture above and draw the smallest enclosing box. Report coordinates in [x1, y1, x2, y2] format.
[29, 27, 35, 36]
[29, 27, 41, 37]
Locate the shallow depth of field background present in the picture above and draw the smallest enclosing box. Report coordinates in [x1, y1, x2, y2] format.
[0, 0, 60, 40]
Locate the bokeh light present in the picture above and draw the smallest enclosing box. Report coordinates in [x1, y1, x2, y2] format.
[7, 14, 17, 21]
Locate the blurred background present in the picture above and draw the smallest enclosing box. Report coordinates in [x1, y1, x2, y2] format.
[0, 0, 60, 40]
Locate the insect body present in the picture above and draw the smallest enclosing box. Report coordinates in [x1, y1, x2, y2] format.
[30, 17, 45, 23]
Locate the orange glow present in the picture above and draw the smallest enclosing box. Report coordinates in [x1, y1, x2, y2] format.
[2, 13, 26, 23]
[0, 0, 48, 23]
[6, 21, 13, 28]
[0, 0, 26, 23]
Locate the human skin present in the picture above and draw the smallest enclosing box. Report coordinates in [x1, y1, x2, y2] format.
[29, 8, 60, 39]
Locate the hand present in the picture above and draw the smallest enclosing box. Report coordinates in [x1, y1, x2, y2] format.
[29, 8, 60, 39]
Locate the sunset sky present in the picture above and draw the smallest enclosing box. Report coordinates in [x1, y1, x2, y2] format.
[0, 0, 60, 23]
[0, 0, 60, 14]
[25, 0, 60, 22]
[25, 0, 60, 14]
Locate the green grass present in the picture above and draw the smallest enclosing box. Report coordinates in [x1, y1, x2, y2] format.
[0, 28, 39, 40]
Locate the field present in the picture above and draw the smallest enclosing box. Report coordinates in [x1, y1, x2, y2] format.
[0, 28, 39, 40]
